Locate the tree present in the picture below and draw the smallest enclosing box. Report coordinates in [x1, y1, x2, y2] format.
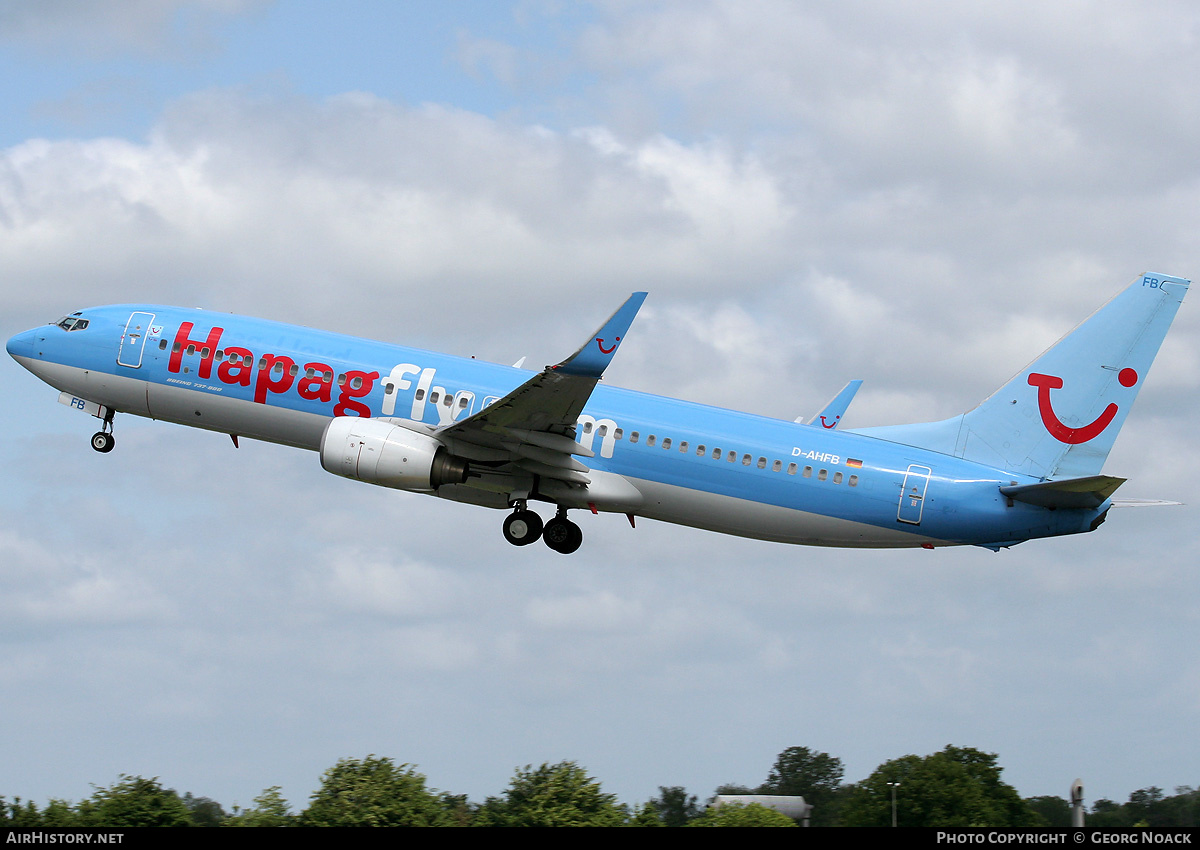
[646, 786, 700, 826]
[711, 783, 755, 796]
[181, 792, 226, 827]
[474, 761, 626, 827]
[841, 746, 1034, 827]
[300, 756, 452, 827]
[75, 775, 192, 827]
[1090, 786, 1199, 828]
[1025, 795, 1071, 827]
[1, 797, 44, 827]
[758, 746, 844, 825]
[689, 801, 798, 827]
[628, 801, 665, 826]
[225, 787, 294, 827]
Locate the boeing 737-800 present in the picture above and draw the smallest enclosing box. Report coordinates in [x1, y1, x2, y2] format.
[6, 272, 1188, 554]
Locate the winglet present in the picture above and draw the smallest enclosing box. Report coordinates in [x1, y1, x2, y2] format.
[554, 292, 648, 377]
[800, 379, 863, 429]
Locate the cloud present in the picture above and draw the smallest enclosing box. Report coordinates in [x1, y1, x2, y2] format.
[0, 0, 265, 57]
[2, 1, 1199, 810]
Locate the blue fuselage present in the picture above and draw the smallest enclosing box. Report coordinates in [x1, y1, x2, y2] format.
[7, 304, 1105, 549]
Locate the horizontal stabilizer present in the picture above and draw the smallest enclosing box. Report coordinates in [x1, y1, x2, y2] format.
[1000, 475, 1125, 510]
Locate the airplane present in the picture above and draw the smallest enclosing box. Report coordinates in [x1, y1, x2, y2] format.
[5, 271, 1189, 554]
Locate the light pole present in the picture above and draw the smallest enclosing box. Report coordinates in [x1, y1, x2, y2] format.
[887, 781, 901, 827]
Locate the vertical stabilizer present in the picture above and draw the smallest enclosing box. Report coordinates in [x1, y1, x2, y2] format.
[851, 273, 1189, 479]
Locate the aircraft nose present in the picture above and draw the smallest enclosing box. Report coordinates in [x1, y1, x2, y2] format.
[6, 328, 36, 361]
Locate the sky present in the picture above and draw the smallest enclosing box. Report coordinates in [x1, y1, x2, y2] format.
[1, 0, 1198, 816]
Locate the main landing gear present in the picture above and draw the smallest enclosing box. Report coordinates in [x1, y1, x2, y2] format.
[503, 504, 583, 554]
[90, 410, 115, 453]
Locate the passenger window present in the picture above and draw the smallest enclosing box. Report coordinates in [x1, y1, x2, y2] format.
[712, 448, 721, 459]
[159, 339, 168, 350]
[757, 457, 766, 469]
[289, 364, 299, 377]
[728, 451, 736, 463]
[742, 454, 752, 466]
[696, 445, 705, 456]
[629, 431, 639, 444]
[458, 396, 469, 408]
[662, 437, 671, 449]
[787, 463, 797, 475]
[818, 469, 828, 481]
[429, 391, 440, 404]
[849, 475, 859, 487]
[833, 472, 843, 484]
[772, 460, 782, 472]
[680, 441, 688, 453]
[803, 466, 812, 478]
[614, 428, 623, 440]
[647, 435, 656, 447]
[598, 425, 608, 437]
[415, 389, 425, 401]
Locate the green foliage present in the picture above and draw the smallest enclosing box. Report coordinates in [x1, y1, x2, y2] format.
[712, 783, 755, 796]
[181, 792, 226, 826]
[40, 799, 82, 827]
[1025, 795, 1071, 827]
[841, 746, 1034, 828]
[646, 786, 700, 826]
[300, 756, 452, 827]
[1, 797, 44, 827]
[758, 746, 843, 825]
[688, 801, 798, 827]
[474, 761, 627, 827]
[76, 775, 193, 827]
[225, 786, 294, 827]
[1090, 786, 1199, 828]
[628, 800, 665, 826]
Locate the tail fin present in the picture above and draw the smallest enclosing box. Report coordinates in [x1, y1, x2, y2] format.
[851, 272, 1189, 479]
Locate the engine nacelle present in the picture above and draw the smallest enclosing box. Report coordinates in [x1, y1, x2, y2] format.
[320, 417, 469, 492]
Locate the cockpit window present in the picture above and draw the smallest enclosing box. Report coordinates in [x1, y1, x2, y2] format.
[55, 312, 89, 332]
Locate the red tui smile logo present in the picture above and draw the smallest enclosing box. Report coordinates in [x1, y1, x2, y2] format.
[595, 336, 619, 354]
[1028, 368, 1137, 444]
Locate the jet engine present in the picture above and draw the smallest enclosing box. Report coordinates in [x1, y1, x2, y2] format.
[320, 416, 469, 491]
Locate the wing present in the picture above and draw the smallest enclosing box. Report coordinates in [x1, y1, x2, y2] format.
[434, 292, 647, 504]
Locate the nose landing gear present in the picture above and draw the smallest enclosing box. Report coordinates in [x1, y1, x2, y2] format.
[90, 410, 115, 453]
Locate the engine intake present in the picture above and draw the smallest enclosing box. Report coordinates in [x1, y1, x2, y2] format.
[320, 417, 469, 491]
